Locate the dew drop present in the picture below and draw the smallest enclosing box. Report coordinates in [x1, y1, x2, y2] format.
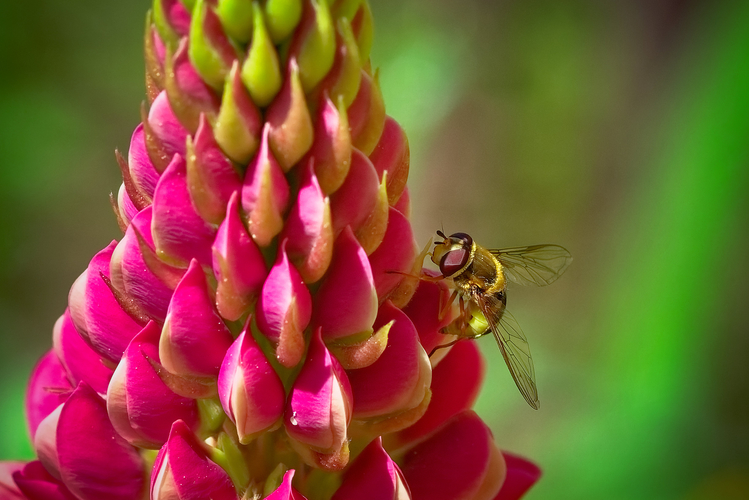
[289, 412, 298, 426]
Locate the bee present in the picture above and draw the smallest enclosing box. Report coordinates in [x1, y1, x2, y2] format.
[429, 231, 572, 409]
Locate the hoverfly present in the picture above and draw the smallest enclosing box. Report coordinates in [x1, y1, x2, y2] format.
[428, 231, 571, 409]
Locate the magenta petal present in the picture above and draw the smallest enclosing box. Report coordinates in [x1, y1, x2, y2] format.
[187, 115, 242, 224]
[161, 260, 234, 378]
[368, 207, 418, 302]
[241, 124, 290, 247]
[329, 149, 379, 235]
[285, 329, 352, 469]
[280, 161, 334, 284]
[25, 351, 72, 441]
[265, 470, 308, 500]
[151, 420, 237, 500]
[148, 91, 189, 162]
[111, 206, 183, 321]
[56, 383, 145, 500]
[368, 116, 410, 206]
[116, 183, 139, 226]
[152, 154, 217, 267]
[52, 310, 113, 395]
[158, 0, 191, 37]
[314, 227, 377, 342]
[402, 279, 454, 354]
[68, 241, 144, 363]
[256, 240, 312, 367]
[347, 302, 430, 419]
[494, 453, 541, 500]
[11, 461, 77, 500]
[212, 191, 267, 321]
[108, 321, 199, 449]
[401, 411, 506, 500]
[128, 124, 159, 199]
[217, 325, 285, 444]
[1, 462, 26, 500]
[396, 341, 484, 446]
[331, 437, 410, 500]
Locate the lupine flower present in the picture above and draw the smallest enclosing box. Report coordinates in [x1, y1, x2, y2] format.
[3, 1, 541, 499]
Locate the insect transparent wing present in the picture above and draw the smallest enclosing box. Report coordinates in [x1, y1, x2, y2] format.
[489, 245, 572, 286]
[473, 292, 539, 409]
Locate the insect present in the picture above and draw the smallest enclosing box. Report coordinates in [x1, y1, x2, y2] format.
[428, 231, 572, 409]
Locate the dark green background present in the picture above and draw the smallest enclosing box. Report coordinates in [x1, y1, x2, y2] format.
[1, 1, 747, 499]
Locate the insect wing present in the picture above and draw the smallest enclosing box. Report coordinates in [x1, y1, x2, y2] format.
[472, 292, 539, 409]
[490, 245, 572, 286]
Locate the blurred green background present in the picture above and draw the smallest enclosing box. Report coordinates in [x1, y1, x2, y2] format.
[1, 0, 747, 499]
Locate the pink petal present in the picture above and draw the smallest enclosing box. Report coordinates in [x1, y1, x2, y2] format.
[160, 260, 234, 378]
[401, 411, 506, 500]
[331, 437, 410, 500]
[494, 453, 541, 500]
[107, 321, 199, 449]
[256, 240, 312, 367]
[347, 69, 385, 155]
[265, 470, 308, 500]
[347, 302, 431, 420]
[186, 114, 242, 224]
[285, 329, 352, 471]
[241, 124, 290, 247]
[157, 0, 191, 37]
[152, 153, 217, 267]
[25, 351, 72, 441]
[280, 160, 334, 284]
[151, 420, 237, 500]
[368, 207, 418, 302]
[402, 278, 454, 355]
[213, 191, 268, 321]
[0, 461, 26, 500]
[395, 341, 484, 447]
[329, 149, 379, 236]
[67, 241, 143, 363]
[313, 226, 377, 342]
[56, 383, 145, 500]
[128, 123, 159, 199]
[368, 116, 410, 206]
[217, 325, 286, 444]
[144, 91, 189, 173]
[304, 94, 351, 195]
[11, 461, 77, 500]
[52, 310, 113, 395]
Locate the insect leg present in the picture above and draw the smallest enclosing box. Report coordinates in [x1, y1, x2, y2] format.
[438, 289, 459, 321]
[429, 337, 464, 357]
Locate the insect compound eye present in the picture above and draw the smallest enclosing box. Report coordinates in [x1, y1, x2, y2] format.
[449, 232, 473, 248]
[440, 247, 470, 276]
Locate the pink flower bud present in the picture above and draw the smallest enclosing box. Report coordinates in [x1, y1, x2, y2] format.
[68, 241, 144, 363]
[143, 91, 189, 173]
[304, 94, 352, 195]
[329, 149, 379, 236]
[401, 411, 507, 500]
[152, 153, 218, 267]
[266, 59, 314, 171]
[347, 69, 385, 156]
[107, 321, 200, 449]
[161, 260, 234, 379]
[186, 114, 242, 225]
[369, 116, 410, 206]
[213, 191, 268, 321]
[368, 207, 419, 304]
[256, 240, 312, 367]
[241, 124, 290, 247]
[311, 17, 361, 109]
[25, 351, 72, 440]
[9, 461, 77, 500]
[52, 310, 113, 395]
[127, 123, 159, 200]
[402, 278, 454, 355]
[151, 420, 237, 500]
[110, 206, 184, 322]
[314, 226, 377, 343]
[37, 383, 146, 500]
[218, 325, 285, 444]
[0, 461, 27, 500]
[331, 437, 410, 500]
[280, 161, 334, 283]
[265, 470, 308, 500]
[285, 329, 352, 471]
[393, 340, 484, 448]
[164, 39, 220, 134]
[347, 302, 431, 430]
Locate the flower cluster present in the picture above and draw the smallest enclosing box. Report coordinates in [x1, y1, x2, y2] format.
[0, 1, 541, 499]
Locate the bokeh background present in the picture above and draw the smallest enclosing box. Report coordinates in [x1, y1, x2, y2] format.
[1, 0, 748, 498]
